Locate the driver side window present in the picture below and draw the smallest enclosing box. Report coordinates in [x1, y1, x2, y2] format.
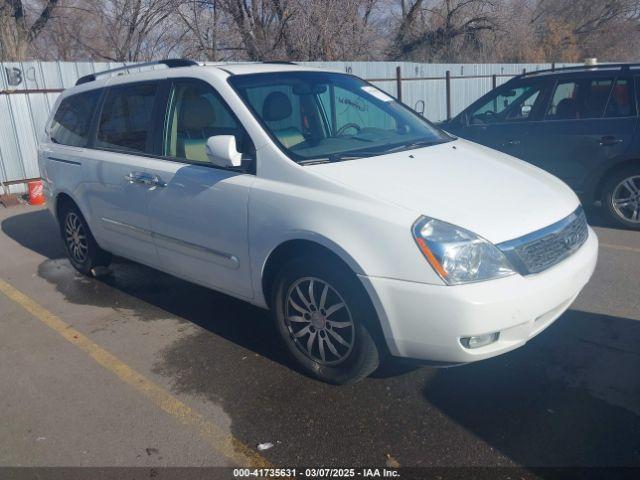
[163, 80, 254, 164]
[470, 82, 545, 124]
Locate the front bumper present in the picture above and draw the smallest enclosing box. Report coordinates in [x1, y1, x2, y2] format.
[359, 227, 598, 363]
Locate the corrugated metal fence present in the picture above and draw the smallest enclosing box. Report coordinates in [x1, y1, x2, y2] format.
[0, 60, 575, 192]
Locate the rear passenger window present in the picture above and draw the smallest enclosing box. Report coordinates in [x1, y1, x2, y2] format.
[546, 78, 615, 120]
[50, 90, 101, 147]
[96, 83, 158, 153]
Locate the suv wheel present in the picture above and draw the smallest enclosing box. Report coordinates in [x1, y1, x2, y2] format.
[59, 203, 112, 275]
[602, 167, 640, 229]
[271, 256, 380, 384]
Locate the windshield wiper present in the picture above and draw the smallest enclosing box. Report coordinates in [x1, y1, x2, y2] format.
[299, 152, 377, 165]
[298, 140, 449, 165]
[381, 139, 448, 154]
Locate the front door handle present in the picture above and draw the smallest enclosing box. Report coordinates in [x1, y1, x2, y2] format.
[503, 139, 521, 146]
[599, 136, 623, 146]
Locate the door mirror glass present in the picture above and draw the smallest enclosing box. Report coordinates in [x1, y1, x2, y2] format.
[521, 104, 532, 118]
[206, 135, 242, 168]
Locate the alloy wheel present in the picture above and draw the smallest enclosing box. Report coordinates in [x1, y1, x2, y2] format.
[64, 212, 89, 263]
[284, 277, 355, 366]
[611, 175, 640, 223]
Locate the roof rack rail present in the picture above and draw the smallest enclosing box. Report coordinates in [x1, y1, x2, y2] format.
[76, 59, 198, 86]
[262, 61, 297, 64]
[520, 62, 640, 78]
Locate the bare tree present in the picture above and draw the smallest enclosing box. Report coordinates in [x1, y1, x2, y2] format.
[389, 0, 499, 60]
[0, 0, 60, 60]
[177, 0, 222, 60]
[533, 0, 640, 60]
[282, 0, 380, 60]
[5, 0, 640, 64]
[215, 0, 297, 60]
[62, 0, 181, 62]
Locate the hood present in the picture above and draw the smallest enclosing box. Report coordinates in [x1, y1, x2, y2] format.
[306, 139, 580, 244]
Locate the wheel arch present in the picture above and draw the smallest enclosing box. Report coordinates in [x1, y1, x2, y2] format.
[260, 237, 392, 358]
[54, 191, 77, 221]
[593, 158, 640, 202]
[260, 238, 365, 309]
[53, 191, 101, 244]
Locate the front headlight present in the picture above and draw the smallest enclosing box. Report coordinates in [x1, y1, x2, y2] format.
[412, 216, 515, 285]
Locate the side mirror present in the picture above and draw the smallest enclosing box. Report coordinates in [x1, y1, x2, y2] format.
[521, 104, 532, 117]
[414, 99, 425, 116]
[205, 135, 242, 168]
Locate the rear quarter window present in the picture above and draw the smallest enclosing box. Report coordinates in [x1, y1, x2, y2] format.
[50, 89, 102, 147]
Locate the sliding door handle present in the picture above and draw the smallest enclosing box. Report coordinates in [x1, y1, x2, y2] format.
[150, 175, 166, 188]
[125, 172, 152, 185]
[125, 172, 166, 187]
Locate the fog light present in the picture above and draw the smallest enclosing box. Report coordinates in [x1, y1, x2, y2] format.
[460, 332, 499, 349]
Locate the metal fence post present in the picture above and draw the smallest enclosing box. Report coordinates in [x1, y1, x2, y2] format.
[396, 66, 402, 102]
[445, 70, 451, 120]
[492, 74, 497, 111]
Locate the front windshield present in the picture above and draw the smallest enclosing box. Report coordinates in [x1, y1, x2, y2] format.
[229, 71, 452, 163]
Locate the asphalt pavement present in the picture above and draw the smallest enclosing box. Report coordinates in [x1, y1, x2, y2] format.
[0, 204, 638, 472]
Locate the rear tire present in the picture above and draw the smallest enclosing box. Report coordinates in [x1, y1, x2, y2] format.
[602, 167, 640, 230]
[271, 255, 380, 384]
[59, 203, 112, 275]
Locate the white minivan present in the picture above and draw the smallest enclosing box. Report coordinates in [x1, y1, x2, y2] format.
[39, 60, 598, 384]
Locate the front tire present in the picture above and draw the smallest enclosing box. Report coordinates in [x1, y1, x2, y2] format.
[59, 203, 112, 275]
[271, 256, 380, 384]
[602, 167, 640, 229]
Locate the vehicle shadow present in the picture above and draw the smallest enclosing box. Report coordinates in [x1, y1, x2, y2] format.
[0, 208, 66, 260]
[0, 209, 294, 371]
[423, 309, 640, 468]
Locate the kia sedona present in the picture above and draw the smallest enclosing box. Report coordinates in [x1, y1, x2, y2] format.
[39, 60, 598, 384]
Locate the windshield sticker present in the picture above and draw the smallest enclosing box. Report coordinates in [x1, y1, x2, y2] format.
[362, 86, 394, 102]
[338, 96, 367, 112]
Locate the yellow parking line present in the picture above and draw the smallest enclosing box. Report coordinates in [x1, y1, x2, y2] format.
[600, 243, 640, 254]
[0, 278, 271, 469]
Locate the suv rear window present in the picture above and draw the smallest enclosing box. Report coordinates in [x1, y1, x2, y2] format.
[96, 83, 158, 153]
[50, 90, 101, 147]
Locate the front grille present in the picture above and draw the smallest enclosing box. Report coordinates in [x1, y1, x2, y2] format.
[498, 207, 589, 275]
